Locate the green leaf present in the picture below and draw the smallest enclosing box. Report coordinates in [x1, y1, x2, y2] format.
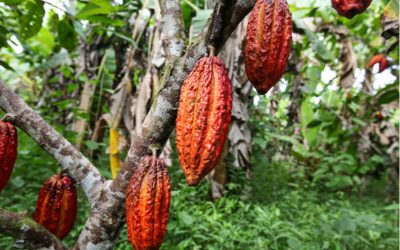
[47, 10, 60, 33]
[325, 176, 353, 189]
[0, 0, 24, 4]
[266, 133, 297, 144]
[377, 89, 399, 105]
[27, 28, 55, 57]
[76, 0, 116, 19]
[58, 17, 78, 52]
[20, 0, 45, 39]
[0, 25, 8, 48]
[84, 140, 100, 150]
[0, 60, 14, 71]
[297, 20, 334, 62]
[179, 211, 194, 225]
[301, 98, 318, 147]
[307, 119, 322, 128]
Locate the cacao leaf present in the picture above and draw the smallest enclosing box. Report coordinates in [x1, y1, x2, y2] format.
[0, 60, 14, 71]
[0, 0, 24, 5]
[0, 25, 8, 48]
[377, 90, 399, 105]
[20, 0, 45, 39]
[301, 98, 318, 147]
[58, 17, 78, 52]
[76, 3, 115, 19]
[307, 119, 322, 128]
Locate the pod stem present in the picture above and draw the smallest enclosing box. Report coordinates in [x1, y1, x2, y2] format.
[208, 46, 216, 57]
[1, 113, 16, 123]
[149, 144, 161, 159]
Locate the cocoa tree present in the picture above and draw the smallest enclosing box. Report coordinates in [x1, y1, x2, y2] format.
[0, 1, 257, 249]
[0, 0, 398, 249]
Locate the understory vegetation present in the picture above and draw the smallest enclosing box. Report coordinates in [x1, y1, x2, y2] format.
[0, 131, 397, 250]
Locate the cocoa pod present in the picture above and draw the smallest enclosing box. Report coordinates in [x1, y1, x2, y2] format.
[245, 0, 292, 95]
[33, 173, 77, 239]
[176, 56, 232, 186]
[367, 54, 388, 73]
[331, 0, 372, 19]
[126, 156, 171, 250]
[0, 121, 18, 192]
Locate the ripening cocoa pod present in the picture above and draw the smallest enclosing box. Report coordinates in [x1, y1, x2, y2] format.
[331, 0, 372, 19]
[0, 121, 18, 192]
[33, 173, 77, 240]
[367, 54, 388, 73]
[245, 0, 292, 95]
[126, 156, 171, 250]
[375, 111, 384, 121]
[176, 56, 232, 186]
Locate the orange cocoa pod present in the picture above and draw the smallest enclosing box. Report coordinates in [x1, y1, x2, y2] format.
[0, 121, 17, 192]
[176, 56, 232, 186]
[245, 0, 292, 95]
[367, 54, 388, 73]
[33, 173, 77, 239]
[126, 156, 171, 250]
[331, 0, 372, 19]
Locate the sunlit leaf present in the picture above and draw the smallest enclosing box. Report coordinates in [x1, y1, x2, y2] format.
[20, 0, 45, 39]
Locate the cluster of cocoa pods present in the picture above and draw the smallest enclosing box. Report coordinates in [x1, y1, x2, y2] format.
[0, 120, 78, 240]
[126, 0, 376, 249]
[0, 0, 374, 248]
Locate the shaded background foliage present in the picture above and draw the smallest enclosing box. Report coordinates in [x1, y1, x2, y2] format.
[0, 0, 398, 249]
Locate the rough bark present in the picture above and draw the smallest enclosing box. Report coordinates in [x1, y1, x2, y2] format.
[74, 1, 256, 249]
[0, 209, 67, 250]
[0, 82, 106, 206]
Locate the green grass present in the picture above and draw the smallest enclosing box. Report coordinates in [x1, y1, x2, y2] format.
[0, 132, 398, 249]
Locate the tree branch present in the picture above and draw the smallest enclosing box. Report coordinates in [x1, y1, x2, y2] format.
[0, 209, 67, 250]
[159, 0, 186, 58]
[0, 81, 106, 206]
[74, 1, 255, 249]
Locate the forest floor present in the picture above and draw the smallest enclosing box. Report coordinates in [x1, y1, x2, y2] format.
[0, 132, 398, 250]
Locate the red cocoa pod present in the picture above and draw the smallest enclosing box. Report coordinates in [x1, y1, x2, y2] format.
[33, 173, 77, 239]
[0, 121, 18, 192]
[367, 54, 388, 73]
[375, 111, 384, 121]
[176, 56, 232, 186]
[331, 0, 372, 19]
[245, 0, 292, 95]
[126, 156, 171, 250]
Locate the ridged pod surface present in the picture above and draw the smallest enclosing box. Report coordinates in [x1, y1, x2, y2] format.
[33, 173, 77, 240]
[331, 0, 372, 19]
[126, 156, 171, 250]
[0, 121, 17, 192]
[367, 54, 388, 73]
[176, 56, 232, 186]
[245, 0, 292, 95]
